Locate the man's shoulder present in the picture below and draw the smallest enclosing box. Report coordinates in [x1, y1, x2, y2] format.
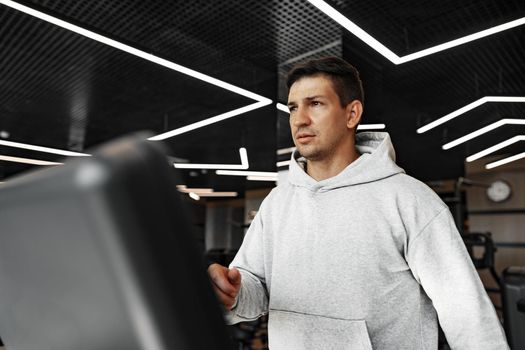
[256, 182, 290, 208]
[381, 173, 447, 208]
[383, 172, 435, 191]
[263, 182, 292, 203]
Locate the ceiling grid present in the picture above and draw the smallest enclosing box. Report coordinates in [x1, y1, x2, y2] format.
[0, 0, 523, 188]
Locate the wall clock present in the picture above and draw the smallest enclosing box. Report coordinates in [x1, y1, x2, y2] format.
[486, 180, 512, 203]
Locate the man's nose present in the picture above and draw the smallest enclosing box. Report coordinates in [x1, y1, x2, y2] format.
[292, 107, 311, 127]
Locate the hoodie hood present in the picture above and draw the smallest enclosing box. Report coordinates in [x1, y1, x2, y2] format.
[288, 132, 404, 191]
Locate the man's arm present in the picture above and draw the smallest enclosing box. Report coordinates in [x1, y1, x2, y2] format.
[407, 208, 509, 350]
[209, 205, 270, 324]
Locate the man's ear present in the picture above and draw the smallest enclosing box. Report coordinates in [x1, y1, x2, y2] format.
[345, 100, 363, 130]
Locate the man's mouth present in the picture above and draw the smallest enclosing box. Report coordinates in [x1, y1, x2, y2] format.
[296, 132, 315, 143]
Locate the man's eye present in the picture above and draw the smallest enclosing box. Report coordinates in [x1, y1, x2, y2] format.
[288, 106, 297, 112]
[312, 101, 321, 106]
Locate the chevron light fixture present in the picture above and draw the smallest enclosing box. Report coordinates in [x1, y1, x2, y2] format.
[443, 118, 525, 150]
[418, 96, 525, 134]
[466, 135, 525, 162]
[0, 139, 90, 157]
[486, 151, 525, 169]
[307, 0, 525, 65]
[173, 148, 248, 170]
[0, 0, 272, 142]
[0, 154, 62, 166]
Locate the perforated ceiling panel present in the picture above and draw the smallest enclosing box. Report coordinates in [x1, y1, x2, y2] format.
[331, 0, 525, 54]
[24, 0, 342, 82]
[0, 0, 524, 190]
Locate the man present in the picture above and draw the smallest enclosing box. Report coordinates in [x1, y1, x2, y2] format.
[208, 57, 508, 349]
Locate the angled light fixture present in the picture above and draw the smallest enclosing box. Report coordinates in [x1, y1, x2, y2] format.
[216, 170, 278, 177]
[0, 154, 62, 166]
[0, 139, 90, 157]
[276, 103, 289, 113]
[307, 0, 525, 65]
[247, 175, 278, 181]
[196, 192, 238, 197]
[357, 124, 386, 130]
[443, 118, 525, 150]
[149, 101, 270, 140]
[277, 146, 296, 156]
[177, 185, 238, 198]
[466, 135, 525, 162]
[418, 96, 525, 134]
[173, 148, 248, 170]
[0, 0, 272, 141]
[188, 192, 200, 201]
[276, 104, 386, 130]
[486, 151, 525, 169]
[276, 160, 291, 168]
[176, 186, 214, 194]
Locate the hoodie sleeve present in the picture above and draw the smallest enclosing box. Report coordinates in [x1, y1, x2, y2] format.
[224, 204, 269, 324]
[406, 207, 509, 350]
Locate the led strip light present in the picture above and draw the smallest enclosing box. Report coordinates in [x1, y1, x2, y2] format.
[418, 96, 525, 134]
[149, 102, 270, 140]
[177, 185, 238, 199]
[357, 124, 386, 130]
[307, 0, 525, 65]
[176, 186, 214, 194]
[247, 175, 278, 181]
[277, 146, 296, 155]
[0, 139, 90, 156]
[443, 119, 525, 150]
[188, 191, 239, 200]
[276, 103, 290, 113]
[188, 192, 200, 201]
[173, 148, 248, 169]
[0, 0, 272, 142]
[216, 170, 277, 177]
[466, 135, 525, 162]
[0, 154, 62, 165]
[216, 170, 279, 182]
[276, 160, 291, 168]
[194, 192, 238, 197]
[486, 151, 525, 169]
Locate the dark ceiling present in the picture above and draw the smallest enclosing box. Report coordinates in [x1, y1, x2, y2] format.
[1, 0, 524, 197]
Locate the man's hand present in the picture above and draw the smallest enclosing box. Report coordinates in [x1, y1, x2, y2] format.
[208, 263, 241, 310]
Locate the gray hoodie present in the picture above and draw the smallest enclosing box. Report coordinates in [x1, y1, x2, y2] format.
[227, 132, 508, 349]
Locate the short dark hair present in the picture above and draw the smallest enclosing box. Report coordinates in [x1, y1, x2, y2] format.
[286, 56, 364, 107]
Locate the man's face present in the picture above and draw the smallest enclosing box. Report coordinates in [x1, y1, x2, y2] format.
[287, 75, 352, 161]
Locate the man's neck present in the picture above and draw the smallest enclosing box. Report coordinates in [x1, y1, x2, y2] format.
[306, 147, 361, 181]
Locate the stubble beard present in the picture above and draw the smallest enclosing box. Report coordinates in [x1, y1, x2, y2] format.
[297, 132, 348, 162]
[297, 143, 329, 162]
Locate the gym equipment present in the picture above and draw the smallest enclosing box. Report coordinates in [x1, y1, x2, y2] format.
[0, 133, 232, 350]
[463, 232, 501, 289]
[501, 267, 525, 349]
